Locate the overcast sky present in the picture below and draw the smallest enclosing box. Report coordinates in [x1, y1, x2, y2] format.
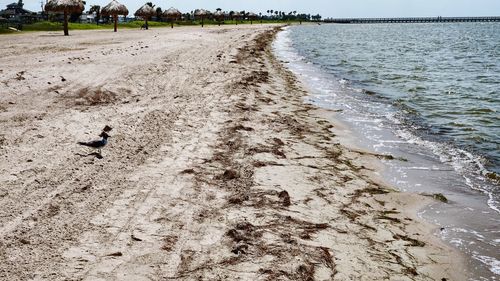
[4, 0, 500, 18]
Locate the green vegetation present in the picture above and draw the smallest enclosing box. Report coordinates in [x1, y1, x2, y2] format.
[0, 20, 172, 34]
[0, 19, 300, 35]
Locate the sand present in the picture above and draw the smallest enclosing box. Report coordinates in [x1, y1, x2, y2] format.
[0, 25, 467, 280]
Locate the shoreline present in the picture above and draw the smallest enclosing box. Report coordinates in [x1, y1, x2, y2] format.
[275, 24, 500, 279]
[0, 25, 466, 279]
[268, 28, 469, 279]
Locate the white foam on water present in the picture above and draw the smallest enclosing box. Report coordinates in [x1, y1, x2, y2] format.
[273, 26, 500, 280]
[473, 254, 500, 276]
[395, 128, 500, 214]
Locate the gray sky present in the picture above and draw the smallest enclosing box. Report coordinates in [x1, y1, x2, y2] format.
[4, 0, 500, 18]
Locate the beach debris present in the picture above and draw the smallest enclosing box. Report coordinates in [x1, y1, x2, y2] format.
[226, 222, 259, 244]
[362, 89, 377, 96]
[134, 4, 155, 30]
[180, 168, 195, 174]
[106, 251, 123, 257]
[421, 192, 449, 203]
[161, 235, 178, 252]
[247, 144, 286, 159]
[278, 190, 291, 206]
[272, 137, 285, 146]
[231, 124, 254, 132]
[231, 244, 248, 255]
[377, 214, 401, 223]
[46, 204, 60, 217]
[101, 0, 129, 32]
[45, 0, 84, 36]
[393, 234, 426, 247]
[485, 172, 500, 184]
[131, 234, 143, 241]
[432, 193, 448, 203]
[15, 71, 25, 80]
[227, 192, 249, 205]
[73, 87, 117, 106]
[18, 238, 30, 245]
[80, 184, 91, 192]
[221, 169, 239, 180]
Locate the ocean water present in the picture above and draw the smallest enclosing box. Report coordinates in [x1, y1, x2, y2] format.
[273, 23, 499, 280]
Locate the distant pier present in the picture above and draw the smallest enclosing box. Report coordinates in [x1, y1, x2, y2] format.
[324, 16, 500, 24]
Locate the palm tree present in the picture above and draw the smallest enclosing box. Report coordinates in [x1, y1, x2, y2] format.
[155, 7, 162, 21]
[89, 5, 100, 24]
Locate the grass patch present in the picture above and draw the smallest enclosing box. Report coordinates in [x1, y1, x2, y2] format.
[1, 20, 176, 34]
[1, 19, 301, 34]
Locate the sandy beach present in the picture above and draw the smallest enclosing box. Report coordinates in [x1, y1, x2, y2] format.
[0, 25, 467, 280]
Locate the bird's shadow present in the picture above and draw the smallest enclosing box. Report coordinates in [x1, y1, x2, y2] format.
[76, 152, 103, 159]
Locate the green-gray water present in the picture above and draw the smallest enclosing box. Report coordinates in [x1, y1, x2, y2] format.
[274, 22, 499, 280]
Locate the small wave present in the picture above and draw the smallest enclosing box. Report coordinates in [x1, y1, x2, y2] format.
[466, 108, 496, 114]
[275, 23, 500, 281]
[473, 254, 500, 275]
[396, 128, 499, 214]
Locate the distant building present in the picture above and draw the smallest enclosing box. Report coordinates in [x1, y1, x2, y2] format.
[0, 0, 36, 22]
[80, 13, 96, 23]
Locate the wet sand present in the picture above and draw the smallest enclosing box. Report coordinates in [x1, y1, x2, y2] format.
[0, 25, 466, 280]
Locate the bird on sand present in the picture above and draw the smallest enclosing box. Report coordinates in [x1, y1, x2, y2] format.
[77, 131, 110, 155]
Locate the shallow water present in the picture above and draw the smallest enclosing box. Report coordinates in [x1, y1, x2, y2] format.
[273, 23, 499, 280]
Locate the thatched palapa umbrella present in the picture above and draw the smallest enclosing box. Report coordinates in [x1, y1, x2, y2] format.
[163, 7, 181, 28]
[232, 11, 241, 25]
[247, 12, 258, 24]
[213, 10, 224, 26]
[194, 9, 209, 27]
[134, 4, 155, 29]
[101, 0, 128, 32]
[44, 0, 84, 36]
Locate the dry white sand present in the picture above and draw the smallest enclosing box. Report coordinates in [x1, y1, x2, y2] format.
[0, 25, 467, 280]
